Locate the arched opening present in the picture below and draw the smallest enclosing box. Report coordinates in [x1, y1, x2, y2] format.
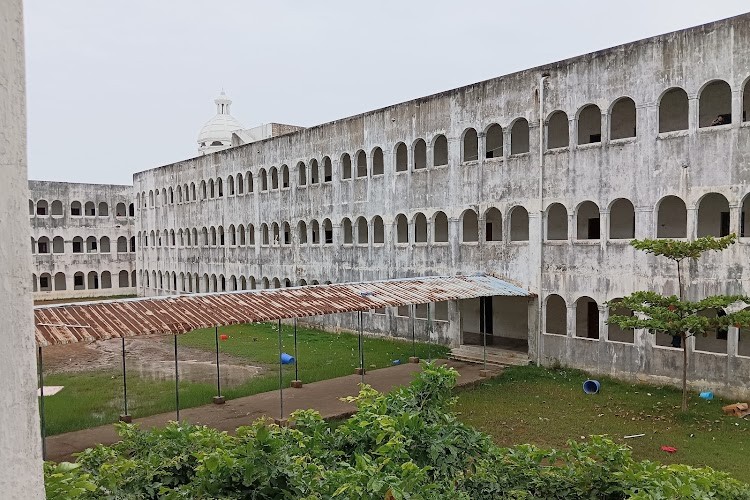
[238, 225, 246, 245]
[281, 165, 289, 188]
[272, 277, 280, 289]
[429, 135, 446, 167]
[260, 169, 268, 191]
[461, 209, 478, 242]
[323, 219, 333, 244]
[310, 220, 319, 244]
[659, 87, 689, 132]
[99, 236, 110, 253]
[130, 236, 135, 252]
[210, 227, 217, 246]
[217, 178, 224, 197]
[119, 270, 129, 288]
[84, 201, 96, 216]
[229, 275, 237, 291]
[115, 202, 126, 217]
[396, 214, 409, 243]
[742, 194, 750, 237]
[699, 80, 732, 127]
[86, 236, 98, 253]
[413, 139, 427, 169]
[323, 157, 333, 182]
[342, 218, 353, 244]
[261, 224, 269, 245]
[101, 271, 112, 289]
[51, 200, 63, 216]
[576, 201, 601, 240]
[357, 217, 369, 244]
[37, 236, 50, 254]
[609, 198, 635, 239]
[485, 124, 503, 158]
[298, 161, 307, 186]
[310, 159, 319, 184]
[228, 225, 236, 246]
[36, 199, 48, 216]
[414, 213, 428, 243]
[697, 193, 730, 237]
[87, 271, 99, 290]
[547, 111, 569, 149]
[247, 172, 254, 193]
[577, 105, 601, 144]
[29, 199, 33, 216]
[372, 216, 384, 244]
[240, 276, 247, 290]
[607, 299, 634, 343]
[434, 211, 449, 243]
[510, 118, 529, 154]
[484, 207, 502, 241]
[546, 203, 568, 240]
[341, 153, 352, 179]
[71, 200, 82, 216]
[211, 275, 218, 292]
[227, 175, 235, 195]
[744, 80, 750, 123]
[657, 196, 687, 238]
[237, 173, 244, 194]
[298, 221, 308, 244]
[269, 167, 278, 189]
[54, 272, 66, 291]
[72, 236, 83, 253]
[510, 206, 529, 241]
[168, 187, 174, 204]
[74, 272, 85, 290]
[575, 296, 599, 338]
[395, 143, 408, 172]
[462, 128, 478, 162]
[208, 179, 215, 198]
[610, 97, 636, 139]
[545, 294, 566, 335]
[356, 150, 367, 177]
[372, 148, 384, 175]
[53, 236, 64, 253]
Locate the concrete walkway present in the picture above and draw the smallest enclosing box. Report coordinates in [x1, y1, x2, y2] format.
[45, 359, 497, 462]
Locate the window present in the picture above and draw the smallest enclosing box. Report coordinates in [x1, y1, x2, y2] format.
[372, 147, 384, 175]
[37, 237, 49, 254]
[72, 237, 83, 253]
[237, 173, 244, 194]
[607, 299, 634, 343]
[576, 201, 600, 240]
[575, 296, 599, 339]
[74, 273, 84, 290]
[659, 87, 688, 133]
[86, 236, 97, 252]
[270, 167, 278, 190]
[342, 218, 353, 244]
[657, 196, 687, 238]
[697, 193, 730, 237]
[99, 236, 110, 253]
[461, 210, 478, 242]
[510, 206, 529, 241]
[281, 166, 290, 188]
[413, 139, 426, 169]
[52, 236, 64, 253]
[545, 294, 566, 335]
[39, 274, 51, 291]
[356, 217, 368, 244]
[51, 200, 63, 216]
[101, 271, 112, 289]
[609, 199, 635, 239]
[85, 201, 95, 216]
[260, 169, 268, 190]
[484, 208, 502, 241]
[323, 219, 333, 244]
[610, 97, 636, 139]
[462, 128, 478, 162]
[341, 154, 352, 179]
[36, 200, 48, 216]
[699, 80, 732, 127]
[510, 118, 529, 154]
[310, 159, 319, 184]
[323, 157, 333, 182]
[282, 222, 291, 245]
[396, 214, 409, 243]
[71, 201, 82, 216]
[434, 212, 449, 243]
[485, 124, 503, 158]
[298, 161, 307, 186]
[395, 143, 408, 172]
[546, 203, 568, 240]
[433, 135, 448, 166]
[115, 202, 126, 217]
[744, 79, 750, 123]
[54, 272, 66, 291]
[414, 213, 428, 243]
[547, 111, 569, 149]
[356, 151, 367, 177]
[577, 105, 601, 144]
[372, 216, 384, 244]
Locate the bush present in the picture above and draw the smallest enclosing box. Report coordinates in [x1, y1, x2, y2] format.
[45, 363, 750, 499]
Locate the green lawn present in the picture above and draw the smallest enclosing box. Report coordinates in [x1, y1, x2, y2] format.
[42, 322, 448, 436]
[455, 365, 750, 483]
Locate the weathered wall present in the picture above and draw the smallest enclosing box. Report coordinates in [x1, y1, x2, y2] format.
[28, 181, 136, 300]
[0, 0, 45, 495]
[134, 14, 750, 397]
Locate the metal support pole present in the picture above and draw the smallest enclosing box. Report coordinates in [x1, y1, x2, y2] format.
[409, 304, 419, 363]
[119, 337, 131, 422]
[174, 335, 180, 421]
[293, 319, 299, 381]
[213, 327, 225, 404]
[358, 311, 364, 382]
[278, 319, 283, 421]
[37, 346, 46, 460]
[427, 302, 433, 361]
[480, 297, 489, 377]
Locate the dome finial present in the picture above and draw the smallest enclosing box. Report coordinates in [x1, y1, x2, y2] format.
[198, 91, 244, 155]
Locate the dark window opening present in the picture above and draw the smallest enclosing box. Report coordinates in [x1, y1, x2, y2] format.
[587, 302, 598, 339]
[588, 218, 600, 239]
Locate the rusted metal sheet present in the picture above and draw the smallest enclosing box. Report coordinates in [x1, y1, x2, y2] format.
[34, 273, 532, 346]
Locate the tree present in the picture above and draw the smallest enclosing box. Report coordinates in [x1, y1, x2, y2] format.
[608, 234, 750, 411]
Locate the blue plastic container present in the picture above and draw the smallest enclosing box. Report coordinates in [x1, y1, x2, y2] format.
[280, 352, 295, 364]
[392, 359, 401, 365]
[699, 391, 713, 400]
[583, 379, 601, 395]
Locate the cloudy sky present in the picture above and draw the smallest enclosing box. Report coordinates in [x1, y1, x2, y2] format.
[24, 1, 750, 185]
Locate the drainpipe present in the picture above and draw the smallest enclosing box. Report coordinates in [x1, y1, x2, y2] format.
[536, 73, 550, 365]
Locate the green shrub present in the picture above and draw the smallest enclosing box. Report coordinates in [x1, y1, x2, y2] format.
[45, 363, 750, 499]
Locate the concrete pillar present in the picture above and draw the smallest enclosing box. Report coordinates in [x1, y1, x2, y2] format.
[0, 0, 45, 495]
[635, 206, 653, 239]
[688, 96, 699, 131]
[447, 300, 462, 347]
[728, 326, 739, 357]
[686, 207, 698, 240]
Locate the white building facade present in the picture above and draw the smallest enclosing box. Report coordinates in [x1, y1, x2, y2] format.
[127, 15, 750, 398]
[29, 181, 137, 301]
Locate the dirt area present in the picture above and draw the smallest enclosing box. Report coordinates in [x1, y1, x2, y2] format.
[43, 336, 264, 388]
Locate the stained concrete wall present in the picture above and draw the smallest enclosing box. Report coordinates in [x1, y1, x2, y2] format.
[134, 14, 750, 398]
[28, 180, 136, 300]
[0, 0, 45, 495]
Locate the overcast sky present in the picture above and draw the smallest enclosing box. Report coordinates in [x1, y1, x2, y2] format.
[24, 1, 750, 185]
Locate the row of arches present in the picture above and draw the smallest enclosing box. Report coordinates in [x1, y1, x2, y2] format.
[32, 270, 136, 292]
[142, 270, 330, 293]
[32, 235, 135, 255]
[139, 78, 750, 207]
[29, 200, 134, 218]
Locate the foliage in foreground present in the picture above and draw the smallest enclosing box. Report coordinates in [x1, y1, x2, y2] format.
[45, 364, 750, 499]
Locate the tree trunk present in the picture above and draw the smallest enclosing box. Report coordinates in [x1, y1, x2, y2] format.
[681, 332, 688, 412]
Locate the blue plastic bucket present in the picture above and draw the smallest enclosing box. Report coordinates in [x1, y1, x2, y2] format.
[392, 359, 401, 365]
[280, 352, 295, 364]
[699, 391, 713, 400]
[583, 379, 600, 395]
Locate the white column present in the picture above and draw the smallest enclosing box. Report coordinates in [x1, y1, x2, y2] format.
[0, 0, 45, 495]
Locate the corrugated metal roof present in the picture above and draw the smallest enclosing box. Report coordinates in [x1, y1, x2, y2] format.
[34, 273, 532, 346]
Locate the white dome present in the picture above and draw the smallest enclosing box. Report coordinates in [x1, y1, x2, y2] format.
[197, 91, 244, 154]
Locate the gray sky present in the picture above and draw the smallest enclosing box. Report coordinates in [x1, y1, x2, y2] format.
[24, 1, 750, 185]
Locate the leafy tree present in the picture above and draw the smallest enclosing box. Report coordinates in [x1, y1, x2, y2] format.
[608, 235, 750, 411]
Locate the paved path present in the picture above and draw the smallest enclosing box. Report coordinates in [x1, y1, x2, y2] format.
[45, 359, 497, 462]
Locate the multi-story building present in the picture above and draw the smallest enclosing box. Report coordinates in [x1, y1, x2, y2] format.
[29, 181, 137, 300]
[131, 14, 750, 398]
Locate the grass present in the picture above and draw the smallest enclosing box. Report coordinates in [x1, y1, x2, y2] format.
[41, 322, 448, 436]
[455, 364, 750, 483]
